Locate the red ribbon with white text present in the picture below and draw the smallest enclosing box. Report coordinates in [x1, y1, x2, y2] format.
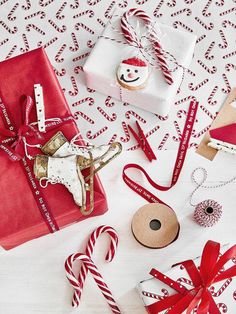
[123, 100, 198, 206]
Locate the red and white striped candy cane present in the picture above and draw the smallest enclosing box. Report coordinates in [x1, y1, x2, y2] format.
[65, 253, 121, 314]
[72, 225, 118, 307]
[120, 8, 173, 85]
[68, 225, 119, 309]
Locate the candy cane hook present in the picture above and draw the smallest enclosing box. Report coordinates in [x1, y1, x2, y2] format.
[65, 253, 121, 314]
[65, 225, 119, 310]
[120, 8, 173, 85]
[73, 225, 118, 306]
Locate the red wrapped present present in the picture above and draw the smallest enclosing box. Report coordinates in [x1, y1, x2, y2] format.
[139, 241, 236, 313]
[0, 48, 108, 250]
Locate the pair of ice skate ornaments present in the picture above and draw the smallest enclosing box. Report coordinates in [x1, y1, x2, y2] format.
[34, 131, 122, 215]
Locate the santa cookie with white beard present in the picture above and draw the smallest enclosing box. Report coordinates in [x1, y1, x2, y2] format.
[116, 57, 149, 90]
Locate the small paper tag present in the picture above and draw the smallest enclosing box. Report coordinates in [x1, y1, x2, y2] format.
[196, 88, 236, 161]
[34, 84, 45, 132]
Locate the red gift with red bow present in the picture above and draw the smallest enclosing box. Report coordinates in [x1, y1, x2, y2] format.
[0, 48, 108, 250]
[139, 241, 236, 314]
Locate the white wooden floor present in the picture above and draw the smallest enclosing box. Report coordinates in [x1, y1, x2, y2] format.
[0, 149, 235, 314]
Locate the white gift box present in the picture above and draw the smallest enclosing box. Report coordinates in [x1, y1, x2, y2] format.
[138, 244, 234, 314]
[84, 9, 197, 116]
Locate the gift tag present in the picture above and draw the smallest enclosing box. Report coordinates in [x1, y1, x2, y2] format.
[34, 84, 45, 132]
[197, 88, 236, 160]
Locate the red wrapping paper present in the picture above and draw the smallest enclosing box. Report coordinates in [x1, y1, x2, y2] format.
[0, 48, 108, 250]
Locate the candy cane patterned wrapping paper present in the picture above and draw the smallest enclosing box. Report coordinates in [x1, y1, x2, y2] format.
[0, 0, 235, 151]
[139, 243, 236, 313]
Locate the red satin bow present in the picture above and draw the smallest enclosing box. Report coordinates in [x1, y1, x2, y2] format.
[147, 241, 236, 314]
[0, 95, 42, 160]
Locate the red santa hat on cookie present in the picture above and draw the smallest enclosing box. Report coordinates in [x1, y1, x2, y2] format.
[122, 57, 147, 67]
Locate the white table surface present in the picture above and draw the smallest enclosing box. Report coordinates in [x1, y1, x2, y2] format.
[0, 149, 235, 314]
[0, 0, 236, 313]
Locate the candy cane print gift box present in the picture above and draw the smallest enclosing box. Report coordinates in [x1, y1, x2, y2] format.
[83, 8, 196, 116]
[138, 242, 235, 314]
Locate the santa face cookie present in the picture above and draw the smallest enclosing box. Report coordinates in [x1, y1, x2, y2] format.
[116, 57, 149, 90]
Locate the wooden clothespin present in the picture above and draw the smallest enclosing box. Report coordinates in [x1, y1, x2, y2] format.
[128, 121, 156, 162]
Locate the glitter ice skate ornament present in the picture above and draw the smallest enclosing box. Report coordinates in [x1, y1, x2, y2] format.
[35, 132, 122, 216]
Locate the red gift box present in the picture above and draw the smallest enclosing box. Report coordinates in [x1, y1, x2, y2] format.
[0, 48, 108, 250]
